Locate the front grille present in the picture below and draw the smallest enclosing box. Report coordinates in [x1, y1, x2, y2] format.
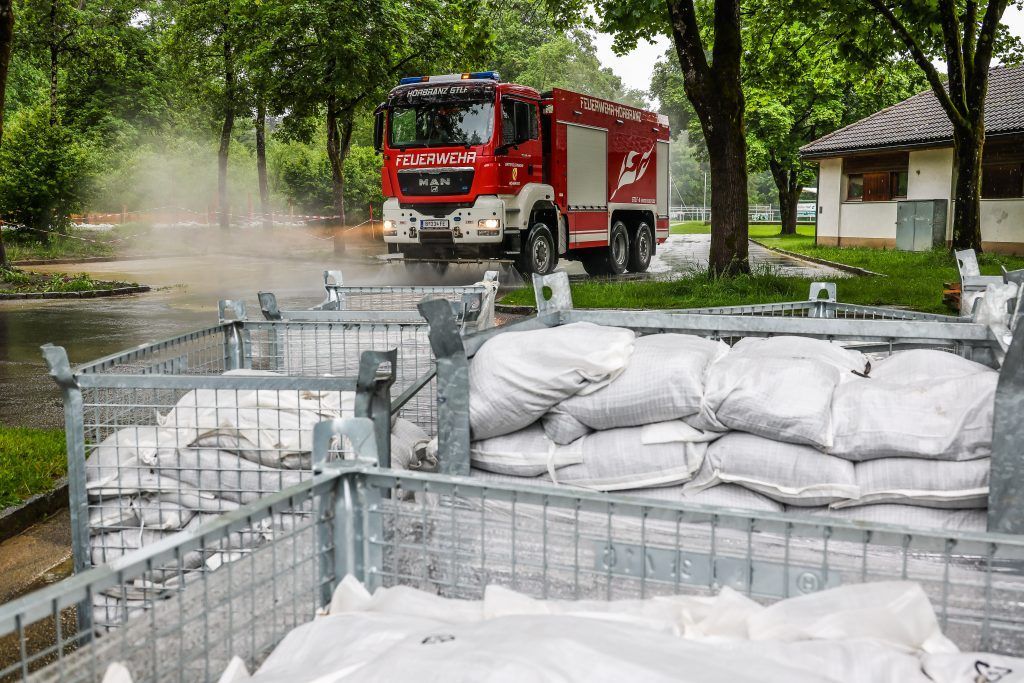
[398, 168, 474, 196]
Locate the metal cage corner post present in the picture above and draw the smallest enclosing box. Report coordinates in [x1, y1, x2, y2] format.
[988, 318, 1024, 533]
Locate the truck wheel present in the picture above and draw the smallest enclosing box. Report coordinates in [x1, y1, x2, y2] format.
[582, 221, 629, 276]
[627, 222, 653, 273]
[518, 224, 556, 275]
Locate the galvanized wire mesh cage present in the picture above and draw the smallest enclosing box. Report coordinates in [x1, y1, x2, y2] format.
[42, 314, 427, 593]
[319, 268, 499, 313]
[3, 462, 1024, 683]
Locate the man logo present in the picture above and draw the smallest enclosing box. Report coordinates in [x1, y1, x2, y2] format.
[418, 176, 451, 194]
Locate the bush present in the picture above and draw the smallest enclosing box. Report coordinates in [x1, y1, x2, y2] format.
[0, 104, 100, 235]
[270, 140, 382, 222]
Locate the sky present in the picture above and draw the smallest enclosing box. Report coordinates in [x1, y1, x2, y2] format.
[594, 6, 1024, 95]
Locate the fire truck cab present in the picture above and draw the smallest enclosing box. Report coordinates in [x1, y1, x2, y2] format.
[374, 71, 670, 275]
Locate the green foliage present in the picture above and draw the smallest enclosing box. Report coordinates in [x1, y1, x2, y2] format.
[0, 104, 99, 233]
[514, 34, 646, 105]
[0, 426, 67, 509]
[271, 140, 333, 214]
[342, 146, 384, 221]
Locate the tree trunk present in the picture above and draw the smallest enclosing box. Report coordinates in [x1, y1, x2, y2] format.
[326, 97, 353, 255]
[217, 31, 235, 230]
[255, 99, 271, 230]
[0, 0, 13, 267]
[666, 0, 749, 275]
[769, 159, 801, 236]
[706, 123, 749, 273]
[47, 0, 58, 125]
[951, 124, 984, 252]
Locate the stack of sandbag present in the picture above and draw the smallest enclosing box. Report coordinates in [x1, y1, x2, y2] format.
[466, 325, 998, 533]
[467, 326, 728, 494]
[84, 368, 430, 623]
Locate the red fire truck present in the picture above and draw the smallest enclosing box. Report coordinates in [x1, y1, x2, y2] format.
[373, 71, 670, 275]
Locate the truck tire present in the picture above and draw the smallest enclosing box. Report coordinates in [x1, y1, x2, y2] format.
[518, 224, 556, 275]
[627, 221, 653, 273]
[582, 221, 629, 276]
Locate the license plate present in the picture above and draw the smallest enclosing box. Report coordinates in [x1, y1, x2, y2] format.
[421, 219, 450, 229]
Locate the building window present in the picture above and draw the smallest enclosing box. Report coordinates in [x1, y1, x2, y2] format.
[847, 174, 864, 200]
[982, 163, 1024, 199]
[846, 170, 908, 201]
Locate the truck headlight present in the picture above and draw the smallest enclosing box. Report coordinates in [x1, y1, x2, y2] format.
[382, 219, 397, 236]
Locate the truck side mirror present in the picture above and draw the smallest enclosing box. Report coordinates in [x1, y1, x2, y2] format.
[373, 109, 385, 153]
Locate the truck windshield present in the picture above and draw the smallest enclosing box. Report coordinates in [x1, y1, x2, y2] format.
[389, 102, 494, 148]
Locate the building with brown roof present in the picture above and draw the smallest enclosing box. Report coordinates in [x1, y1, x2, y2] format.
[800, 65, 1024, 254]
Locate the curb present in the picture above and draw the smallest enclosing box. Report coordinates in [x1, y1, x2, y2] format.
[0, 479, 69, 543]
[0, 285, 151, 300]
[749, 239, 883, 277]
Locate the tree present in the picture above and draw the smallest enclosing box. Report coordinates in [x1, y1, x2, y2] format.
[252, 0, 487, 252]
[855, 0, 1020, 251]
[0, 0, 12, 267]
[165, 0, 250, 229]
[515, 33, 647, 106]
[742, 2, 925, 234]
[553, 0, 751, 273]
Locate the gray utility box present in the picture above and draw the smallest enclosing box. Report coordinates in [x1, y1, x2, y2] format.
[896, 199, 948, 251]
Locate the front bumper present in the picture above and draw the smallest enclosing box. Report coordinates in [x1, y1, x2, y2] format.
[382, 196, 505, 245]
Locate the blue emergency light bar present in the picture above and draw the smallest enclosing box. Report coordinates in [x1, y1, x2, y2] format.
[398, 71, 500, 85]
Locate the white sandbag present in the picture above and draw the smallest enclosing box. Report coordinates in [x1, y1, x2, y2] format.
[618, 482, 784, 513]
[729, 336, 870, 375]
[681, 484, 785, 512]
[157, 448, 305, 504]
[696, 355, 841, 448]
[806, 505, 986, 532]
[546, 422, 707, 491]
[694, 336, 869, 448]
[870, 349, 995, 383]
[834, 458, 990, 509]
[89, 497, 139, 531]
[921, 652, 1024, 683]
[191, 431, 308, 470]
[323, 615, 827, 683]
[470, 423, 583, 477]
[390, 418, 433, 471]
[159, 370, 353, 458]
[830, 372, 997, 461]
[101, 663, 134, 683]
[133, 496, 196, 530]
[541, 408, 592, 445]
[687, 432, 858, 506]
[87, 467, 190, 499]
[557, 334, 728, 430]
[712, 639, 931, 683]
[468, 322, 635, 439]
[87, 426, 185, 486]
[747, 581, 957, 653]
[90, 528, 204, 569]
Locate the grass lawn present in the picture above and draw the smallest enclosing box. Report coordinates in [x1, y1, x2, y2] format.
[0, 267, 139, 294]
[502, 224, 1024, 314]
[1, 225, 128, 262]
[0, 427, 67, 509]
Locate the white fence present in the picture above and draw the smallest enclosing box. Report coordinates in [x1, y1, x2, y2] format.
[671, 204, 816, 224]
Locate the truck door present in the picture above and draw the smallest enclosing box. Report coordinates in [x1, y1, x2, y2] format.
[498, 96, 542, 192]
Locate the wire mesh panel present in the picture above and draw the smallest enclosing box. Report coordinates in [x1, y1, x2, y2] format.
[320, 269, 498, 314]
[3, 467, 1024, 683]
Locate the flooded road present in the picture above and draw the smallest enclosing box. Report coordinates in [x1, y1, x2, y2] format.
[0, 231, 841, 429]
[0, 245, 519, 429]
